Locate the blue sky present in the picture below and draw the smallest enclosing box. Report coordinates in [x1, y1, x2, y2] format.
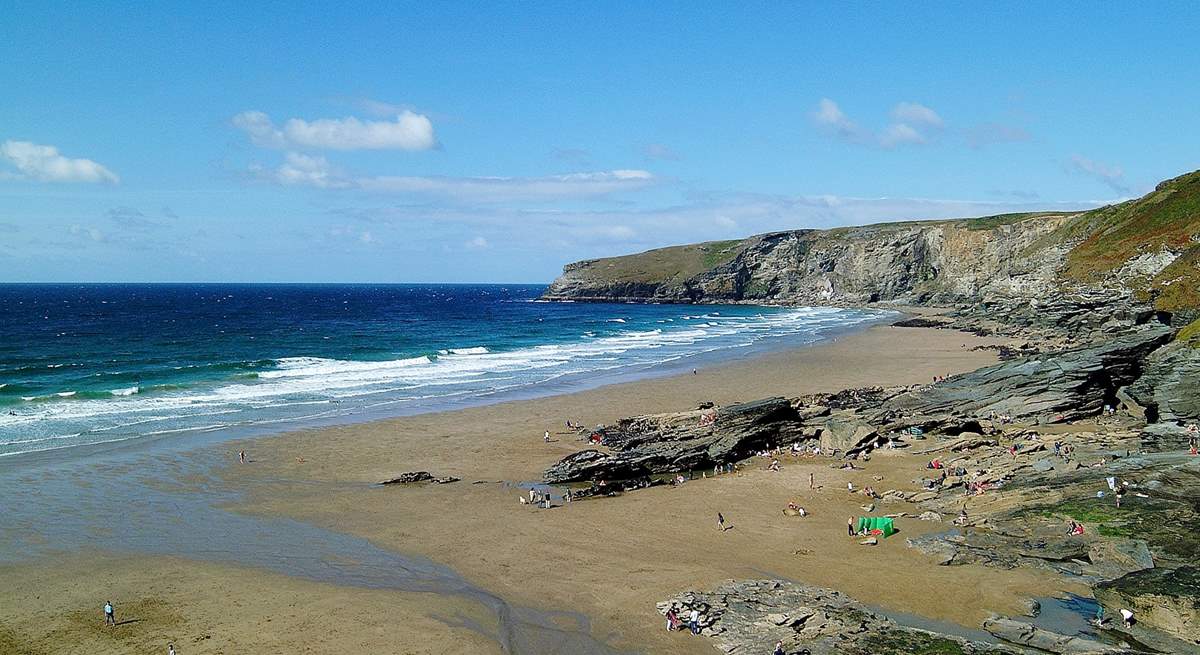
[2, 2, 1198, 283]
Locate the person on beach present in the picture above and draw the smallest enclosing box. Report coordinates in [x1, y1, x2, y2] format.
[717, 512, 726, 531]
[239, 449, 246, 464]
[773, 640, 785, 655]
[847, 517, 855, 537]
[808, 472, 815, 490]
[104, 600, 115, 627]
[169, 644, 177, 655]
[689, 608, 700, 634]
[1120, 608, 1134, 628]
[544, 430, 551, 443]
[665, 608, 679, 631]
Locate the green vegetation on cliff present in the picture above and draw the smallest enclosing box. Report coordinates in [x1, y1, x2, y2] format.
[572, 238, 747, 285]
[1062, 170, 1200, 311]
[545, 169, 1200, 313]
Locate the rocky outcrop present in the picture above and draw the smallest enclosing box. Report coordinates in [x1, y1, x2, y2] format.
[658, 579, 1016, 655]
[543, 397, 806, 483]
[981, 617, 1141, 654]
[379, 471, 460, 485]
[1124, 340, 1200, 427]
[879, 326, 1174, 424]
[1096, 567, 1200, 645]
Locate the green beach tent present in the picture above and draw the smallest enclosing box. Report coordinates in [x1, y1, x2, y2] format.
[856, 516, 896, 537]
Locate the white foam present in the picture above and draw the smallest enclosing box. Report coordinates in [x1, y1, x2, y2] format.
[110, 386, 139, 396]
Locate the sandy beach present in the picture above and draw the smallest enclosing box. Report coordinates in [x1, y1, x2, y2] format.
[0, 325, 1089, 654]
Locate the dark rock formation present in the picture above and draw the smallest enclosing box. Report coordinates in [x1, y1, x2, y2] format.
[380, 471, 460, 485]
[658, 579, 1016, 655]
[543, 397, 806, 483]
[880, 326, 1174, 424]
[1096, 567, 1200, 645]
[1124, 340, 1200, 427]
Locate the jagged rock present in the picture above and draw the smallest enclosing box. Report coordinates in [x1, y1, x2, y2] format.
[1125, 339, 1200, 426]
[658, 579, 1016, 655]
[379, 471, 460, 485]
[880, 326, 1174, 423]
[818, 420, 880, 456]
[892, 317, 950, 328]
[543, 397, 806, 483]
[982, 617, 1140, 653]
[1096, 566, 1200, 644]
[918, 511, 943, 522]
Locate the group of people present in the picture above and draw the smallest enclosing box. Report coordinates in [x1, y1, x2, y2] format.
[663, 607, 702, 634]
[523, 486, 559, 508]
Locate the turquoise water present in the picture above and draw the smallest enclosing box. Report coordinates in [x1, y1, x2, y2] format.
[0, 284, 890, 458]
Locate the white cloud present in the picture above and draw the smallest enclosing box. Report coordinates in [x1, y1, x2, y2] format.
[813, 98, 863, 142]
[0, 140, 119, 183]
[261, 152, 350, 188]
[891, 102, 943, 128]
[813, 100, 943, 149]
[233, 110, 437, 151]
[878, 123, 926, 147]
[465, 236, 490, 250]
[1068, 155, 1131, 194]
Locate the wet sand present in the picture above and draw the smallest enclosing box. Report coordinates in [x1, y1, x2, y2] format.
[0, 325, 1088, 654]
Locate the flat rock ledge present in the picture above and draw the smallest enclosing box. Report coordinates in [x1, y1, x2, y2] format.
[379, 471, 460, 485]
[657, 579, 1015, 655]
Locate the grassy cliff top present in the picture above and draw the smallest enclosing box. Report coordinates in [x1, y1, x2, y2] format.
[569, 238, 749, 284]
[556, 169, 1200, 311]
[1057, 170, 1200, 312]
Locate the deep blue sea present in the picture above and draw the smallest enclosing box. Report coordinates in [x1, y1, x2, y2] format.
[0, 284, 889, 458]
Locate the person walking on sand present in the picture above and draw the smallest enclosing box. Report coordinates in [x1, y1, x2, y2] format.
[544, 430, 551, 443]
[808, 472, 815, 490]
[688, 608, 700, 635]
[239, 449, 245, 464]
[717, 512, 726, 532]
[847, 517, 855, 537]
[665, 608, 678, 631]
[104, 600, 115, 627]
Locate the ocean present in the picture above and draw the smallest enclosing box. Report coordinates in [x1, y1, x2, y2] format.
[0, 284, 890, 459]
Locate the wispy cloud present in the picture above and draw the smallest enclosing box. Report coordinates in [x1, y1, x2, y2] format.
[358, 169, 656, 202]
[0, 140, 119, 183]
[965, 122, 1032, 149]
[813, 99, 942, 149]
[1067, 155, 1130, 194]
[233, 110, 437, 151]
[250, 159, 658, 202]
[464, 235, 490, 250]
[641, 143, 681, 161]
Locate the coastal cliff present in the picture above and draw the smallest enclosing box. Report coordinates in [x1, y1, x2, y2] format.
[542, 170, 1200, 316]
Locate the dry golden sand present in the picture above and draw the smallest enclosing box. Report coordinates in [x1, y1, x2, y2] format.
[0, 326, 1088, 654]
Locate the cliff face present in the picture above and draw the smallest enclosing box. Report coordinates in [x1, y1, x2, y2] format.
[543, 214, 1077, 305]
[542, 170, 1200, 314]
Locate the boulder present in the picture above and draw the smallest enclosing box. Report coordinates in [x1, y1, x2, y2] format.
[380, 471, 460, 485]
